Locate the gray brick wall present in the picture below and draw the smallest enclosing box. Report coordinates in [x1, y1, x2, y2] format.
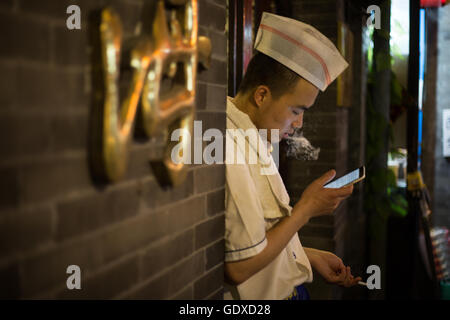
[433, 5, 450, 229]
[0, 0, 226, 300]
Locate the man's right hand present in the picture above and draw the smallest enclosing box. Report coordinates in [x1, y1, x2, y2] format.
[293, 169, 354, 220]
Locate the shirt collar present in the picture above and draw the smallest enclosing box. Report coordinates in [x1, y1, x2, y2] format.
[226, 97, 274, 159]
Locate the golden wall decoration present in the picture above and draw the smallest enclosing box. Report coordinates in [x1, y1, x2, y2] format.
[89, 0, 211, 187]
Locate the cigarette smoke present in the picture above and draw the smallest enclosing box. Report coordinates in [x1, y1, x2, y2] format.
[284, 127, 320, 161]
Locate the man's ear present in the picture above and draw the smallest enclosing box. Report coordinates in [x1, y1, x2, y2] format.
[253, 85, 270, 108]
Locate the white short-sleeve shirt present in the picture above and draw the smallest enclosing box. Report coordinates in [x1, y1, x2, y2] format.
[224, 97, 313, 300]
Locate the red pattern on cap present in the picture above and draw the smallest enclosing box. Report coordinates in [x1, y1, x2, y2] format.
[259, 24, 331, 87]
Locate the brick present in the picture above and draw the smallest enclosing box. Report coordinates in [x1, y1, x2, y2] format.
[0, 262, 20, 299]
[209, 0, 226, 8]
[141, 229, 194, 279]
[206, 287, 224, 300]
[306, 136, 339, 150]
[196, 82, 207, 111]
[0, 113, 52, 158]
[195, 111, 226, 134]
[193, 265, 223, 300]
[0, 62, 18, 109]
[206, 84, 227, 111]
[106, 0, 143, 35]
[0, 111, 88, 157]
[56, 183, 141, 241]
[124, 144, 158, 181]
[290, 12, 337, 30]
[168, 251, 204, 295]
[0, 206, 53, 259]
[53, 25, 89, 66]
[194, 164, 225, 194]
[21, 208, 169, 297]
[17, 65, 87, 110]
[299, 235, 335, 252]
[209, 29, 227, 60]
[142, 171, 194, 209]
[125, 270, 170, 299]
[303, 113, 337, 128]
[171, 285, 193, 300]
[285, 162, 334, 180]
[20, 156, 92, 204]
[303, 124, 337, 139]
[56, 255, 139, 299]
[208, 2, 226, 32]
[298, 223, 334, 239]
[195, 214, 224, 250]
[21, 237, 103, 297]
[50, 113, 88, 153]
[0, 12, 50, 62]
[18, 0, 104, 22]
[0, 0, 14, 10]
[100, 209, 169, 264]
[0, 12, 17, 58]
[293, 1, 337, 15]
[309, 215, 335, 226]
[315, 149, 338, 163]
[167, 196, 206, 234]
[206, 188, 224, 216]
[0, 167, 21, 209]
[198, 58, 227, 85]
[199, 25, 209, 38]
[205, 239, 224, 270]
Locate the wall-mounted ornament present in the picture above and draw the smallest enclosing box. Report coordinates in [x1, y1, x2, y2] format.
[89, 0, 211, 187]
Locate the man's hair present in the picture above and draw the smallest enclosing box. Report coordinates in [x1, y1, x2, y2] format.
[237, 52, 301, 99]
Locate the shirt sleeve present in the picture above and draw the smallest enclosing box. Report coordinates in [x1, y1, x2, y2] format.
[224, 162, 268, 262]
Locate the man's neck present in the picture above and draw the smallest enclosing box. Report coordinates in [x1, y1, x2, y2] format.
[231, 93, 256, 124]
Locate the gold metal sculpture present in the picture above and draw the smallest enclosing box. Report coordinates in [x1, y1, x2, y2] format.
[91, 0, 211, 186]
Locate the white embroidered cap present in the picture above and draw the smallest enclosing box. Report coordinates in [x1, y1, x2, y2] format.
[254, 12, 348, 92]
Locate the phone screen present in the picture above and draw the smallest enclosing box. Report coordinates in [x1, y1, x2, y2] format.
[324, 167, 365, 189]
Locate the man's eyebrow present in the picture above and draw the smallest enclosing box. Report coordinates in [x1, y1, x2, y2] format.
[294, 105, 309, 110]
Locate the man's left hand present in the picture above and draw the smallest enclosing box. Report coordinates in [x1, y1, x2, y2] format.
[308, 249, 362, 287]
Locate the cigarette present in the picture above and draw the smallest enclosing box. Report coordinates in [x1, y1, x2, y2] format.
[358, 281, 367, 287]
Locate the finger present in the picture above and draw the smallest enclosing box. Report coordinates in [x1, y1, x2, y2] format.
[333, 185, 354, 197]
[337, 260, 346, 273]
[336, 191, 354, 201]
[337, 267, 347, 283]
[343, 267, 352, 286]
[352, 278, 361, 286]
[318, 169, 336, 186]
[349, 276, 361, 287]
[327, 273, 341, 284]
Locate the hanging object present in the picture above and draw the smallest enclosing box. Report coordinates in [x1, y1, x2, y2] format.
[90, 0, 211, 186]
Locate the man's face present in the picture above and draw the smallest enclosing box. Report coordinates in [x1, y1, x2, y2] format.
[253, 78, 319, 142]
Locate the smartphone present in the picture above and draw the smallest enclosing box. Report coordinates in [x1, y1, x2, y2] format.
[323, 166, 365, 189]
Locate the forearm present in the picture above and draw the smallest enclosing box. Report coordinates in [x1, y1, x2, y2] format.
[303, 247, 321, 268]
[225, 207, 310, 285]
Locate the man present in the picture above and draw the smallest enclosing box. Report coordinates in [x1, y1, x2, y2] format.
[224, 12, 362, 300]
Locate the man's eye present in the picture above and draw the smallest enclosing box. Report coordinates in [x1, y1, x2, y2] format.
[292, 110, 300, 115]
